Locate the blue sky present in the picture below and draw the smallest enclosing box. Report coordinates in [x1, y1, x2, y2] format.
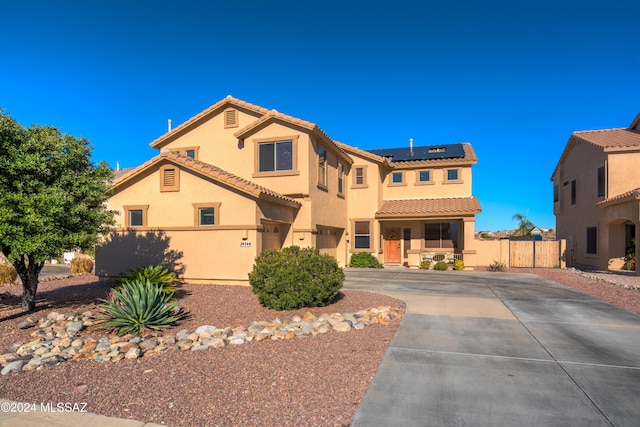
[1, 1, 638, 231]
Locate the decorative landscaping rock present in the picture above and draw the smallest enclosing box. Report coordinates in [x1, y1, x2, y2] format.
[0, 306, 404, 374]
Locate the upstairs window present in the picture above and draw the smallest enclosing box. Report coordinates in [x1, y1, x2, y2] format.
[353, 166, 367, 187]
[258, 140, 293, 172]
[571, 180, 577, 205]
[318, 148, 327, 187]
[597, 166, 605, 198]
[392, 172, 403, 183]
[446, 169, 459, 181]
[199, 208, 215, 225]
[185, 149, 195, 159]
[338, 163, 344, 194]
[419, 170, 431, 182]
[553, 184, 559, 203]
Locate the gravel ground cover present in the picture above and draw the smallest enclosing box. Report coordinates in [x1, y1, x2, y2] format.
[1, 267, 639, 426]
[0, 276, 403, 427]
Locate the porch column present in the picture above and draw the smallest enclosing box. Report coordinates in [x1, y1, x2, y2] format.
[462, 217, 477, 268]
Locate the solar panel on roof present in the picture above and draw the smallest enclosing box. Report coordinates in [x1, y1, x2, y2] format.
[368, 143, 465, 161]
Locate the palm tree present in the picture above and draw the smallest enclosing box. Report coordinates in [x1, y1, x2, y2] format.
[512, 213, 534, 236]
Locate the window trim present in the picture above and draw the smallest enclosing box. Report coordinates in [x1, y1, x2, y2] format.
[253, 135, 300, 177]
[318, 147, 328, 189]
[443, 168, 462, 184]
[388, 171, 406, 187]
[172, 147, 200, 160]
[415, 169, 434, 186]
[159, 165, 180, 192]
[124, 205, 149, 228]
[193, 203, 221, 227]
[351, 219, 374, 252]
[337, 163, 345, 196]
[597, 166, 605, 198]
[352, 165, 368, 188]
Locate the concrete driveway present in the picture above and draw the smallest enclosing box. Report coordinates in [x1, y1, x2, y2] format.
[344, 268, 640, 427]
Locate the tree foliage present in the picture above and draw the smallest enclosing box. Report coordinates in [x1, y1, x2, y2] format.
[0, 110, 114, 311]
[512, 213, 534, 237]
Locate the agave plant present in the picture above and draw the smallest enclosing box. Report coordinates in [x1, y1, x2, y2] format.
[100, 279, 185, 336]
[115, 265, 179, 296]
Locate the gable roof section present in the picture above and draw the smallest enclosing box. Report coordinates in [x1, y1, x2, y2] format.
[234, 109, 353, 166]
[552, 118, 640, 180]
[333, 141, 391, 166]
[596, 187, 640, 207]
[572, 128, 640, 151]
[376, 197, 481, 218]
[112, 151, 300, 208]
[149, 96, 270, 149]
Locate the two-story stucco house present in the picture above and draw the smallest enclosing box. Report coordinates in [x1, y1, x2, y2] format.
[552, 113, 640, 275]
[97, 96, 481, 283]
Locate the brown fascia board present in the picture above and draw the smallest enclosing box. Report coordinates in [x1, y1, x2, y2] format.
[333, 141, 392, 167]
[234, 110, 353, 166]
[149, 96, 269, 149]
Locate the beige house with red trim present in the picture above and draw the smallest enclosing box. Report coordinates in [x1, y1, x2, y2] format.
[552, 114, 640, 275]
[97, 96, 482, 283]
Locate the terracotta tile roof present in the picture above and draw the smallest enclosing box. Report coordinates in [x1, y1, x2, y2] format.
[112, 151, 301, 208]
[234, 110, 353, 165]
[552, 120, 640, 180]
[376, 197, 481, 218]
[112, 167, 135, 180]
[572, 128, 640, 150]
[596, 187, 640, 207]
[149, 96, 269, 149]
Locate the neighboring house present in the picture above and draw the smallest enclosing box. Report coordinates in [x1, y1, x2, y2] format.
[552, 113, 640, 274]
[97, 96, 481, 283]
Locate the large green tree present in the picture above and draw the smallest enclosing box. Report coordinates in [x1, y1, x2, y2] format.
[0, 110, 114, 311]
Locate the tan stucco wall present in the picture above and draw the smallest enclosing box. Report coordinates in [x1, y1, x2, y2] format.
[607, 151, 640, 197]
[554, 140, 640, 272]
[382, 166, 473, 200]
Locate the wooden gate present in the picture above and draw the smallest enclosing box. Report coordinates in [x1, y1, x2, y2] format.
[509, 241, 561, 268]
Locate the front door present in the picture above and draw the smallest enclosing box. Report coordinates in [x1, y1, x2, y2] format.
[385, 229, 401, 263]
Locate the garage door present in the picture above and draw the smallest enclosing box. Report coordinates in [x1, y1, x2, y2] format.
[316, 226, 340, 258]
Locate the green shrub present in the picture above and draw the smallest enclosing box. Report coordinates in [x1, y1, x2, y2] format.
[420, 260, 431, 270]
[71, 257, 94, 274]
[99, 279, 185, 336]
[116, 265, 179, 296]
[349, 252, 383, 268]
[249, 246, 344, 311]
[488, 260, 507, 272]
[433, 261, 448, 271]
[453, 259, 465, 271]
[0, 263, 18, 284]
